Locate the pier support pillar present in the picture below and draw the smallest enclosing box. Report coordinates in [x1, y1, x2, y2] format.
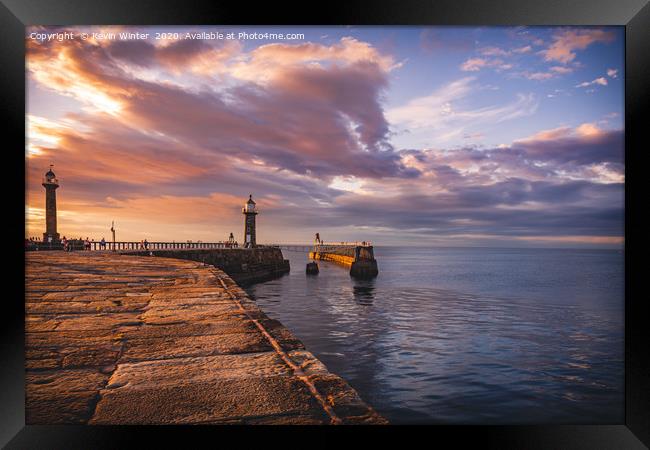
[350, 259, 378, 278]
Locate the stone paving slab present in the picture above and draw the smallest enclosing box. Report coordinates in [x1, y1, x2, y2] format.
[25, 252, 387, 425]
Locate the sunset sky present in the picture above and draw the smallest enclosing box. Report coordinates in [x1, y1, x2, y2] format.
[26, 26, 624, 247]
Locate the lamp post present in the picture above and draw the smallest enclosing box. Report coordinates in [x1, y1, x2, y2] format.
[110, 221, 116, 251]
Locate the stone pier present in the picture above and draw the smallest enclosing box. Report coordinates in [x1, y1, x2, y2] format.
[309, 244, 379, 278]
[25, 252, 386, 425]
[122, 247, 290, 286]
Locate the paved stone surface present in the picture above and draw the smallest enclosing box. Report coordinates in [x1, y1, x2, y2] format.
[25, 252, 387, 425]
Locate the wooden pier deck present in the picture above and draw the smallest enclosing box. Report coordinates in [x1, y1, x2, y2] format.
[25, 252, 386, 425]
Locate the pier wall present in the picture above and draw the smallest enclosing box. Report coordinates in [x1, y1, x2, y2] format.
[122, 247, 290, 285]
[309, 252, 355, 268]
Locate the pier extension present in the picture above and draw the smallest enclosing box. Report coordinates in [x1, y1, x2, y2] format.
[309, 243, 378, 278]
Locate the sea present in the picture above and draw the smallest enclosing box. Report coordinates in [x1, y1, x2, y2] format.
[245, 246, 624, 424]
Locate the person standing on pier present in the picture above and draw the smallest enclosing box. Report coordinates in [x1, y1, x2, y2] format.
[100, 237, 106, 250]
[144, 239, 149, 250]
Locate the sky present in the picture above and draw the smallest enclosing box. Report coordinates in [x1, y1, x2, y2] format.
[25, 26, 624, 247]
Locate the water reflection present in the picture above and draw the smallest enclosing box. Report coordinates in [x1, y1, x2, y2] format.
[246, 247, 624, 424]
[352, 278, 376, 305]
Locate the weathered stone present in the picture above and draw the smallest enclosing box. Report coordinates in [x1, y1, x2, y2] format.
[310, 373, 388, 423]
[258, 318, 306, 351]
[120, 332, 272, 361]
[53, 313, 142, 331]
[26, 358, 61, 371]
[62, 347, 122, 369]
[26, 390, 99, 424]
[25, 252, 385, 425]
[90, 377, 327, 425]
[26, 368, 109, 394]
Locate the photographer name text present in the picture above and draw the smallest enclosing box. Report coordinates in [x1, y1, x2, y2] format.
[28, 31, 305, 42]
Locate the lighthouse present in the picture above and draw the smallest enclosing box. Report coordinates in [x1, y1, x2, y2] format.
[242, 194, 258, 248]
[42, 165, 60, 242]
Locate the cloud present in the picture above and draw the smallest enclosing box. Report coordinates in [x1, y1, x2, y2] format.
[550, 65, 573, 74]
[230, 37, 400, 83]
[541, 28, 615, 64]
[524, 72, 555, 81]
[513, 45, 532, 54]
[518, 65, 574, 81]
[507, 124, 624, 179]
[607, 68, 618, 78]
[25, 26, 624, 247]
[460, 57, 512, 72]
[27, 30, 415, 182]
[576, 77, 608, 88]
[387, 77, 538, 143]
[478, 45, 530, 57]
[460, 57, 488, 72]
[479, 46, 510, 57]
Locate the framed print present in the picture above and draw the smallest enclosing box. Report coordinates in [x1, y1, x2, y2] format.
[1, 0, 648, 447]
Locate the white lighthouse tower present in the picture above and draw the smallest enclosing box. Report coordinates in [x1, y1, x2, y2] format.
[242, 194, 258, 248]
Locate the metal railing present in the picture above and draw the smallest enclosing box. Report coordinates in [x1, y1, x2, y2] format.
[316, 241, 372, 247]
[26, 241, 240, 251]
[96, 241, 240, 251]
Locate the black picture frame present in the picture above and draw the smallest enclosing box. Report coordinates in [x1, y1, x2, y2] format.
[2, 0, 647, 447]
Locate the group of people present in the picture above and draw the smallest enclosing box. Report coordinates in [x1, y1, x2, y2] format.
[59, 236, 95, 252]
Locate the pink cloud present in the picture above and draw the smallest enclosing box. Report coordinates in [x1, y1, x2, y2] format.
[542, 28, 615, 64]
[460, 57, 488, 71]
[576, 77, 608, 88]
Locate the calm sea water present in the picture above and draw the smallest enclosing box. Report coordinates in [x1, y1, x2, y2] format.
[245, 246, 624, 424]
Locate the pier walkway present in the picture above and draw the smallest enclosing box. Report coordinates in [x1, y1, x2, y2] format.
[25, 252, 386, 425]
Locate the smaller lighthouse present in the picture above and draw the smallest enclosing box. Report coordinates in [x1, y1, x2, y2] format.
[242, 194, 258, 248]
[42, 165, 60, 242]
